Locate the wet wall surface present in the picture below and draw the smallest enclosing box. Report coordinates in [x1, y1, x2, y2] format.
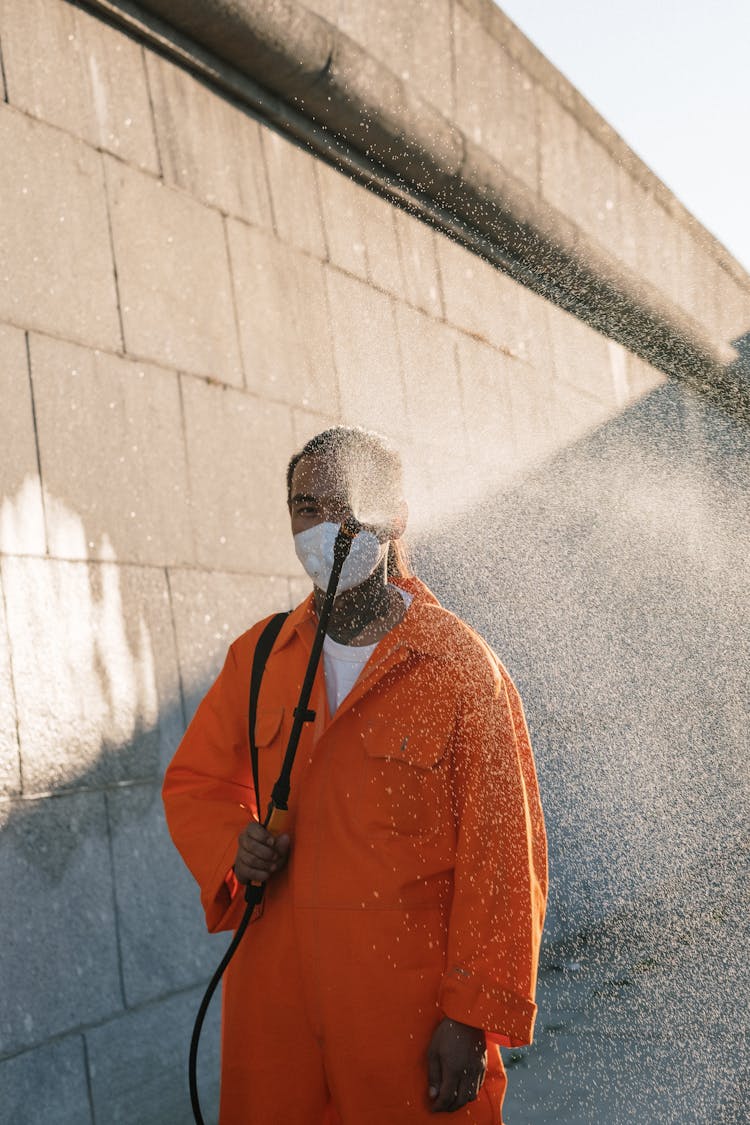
[416, 381, 750, 1122]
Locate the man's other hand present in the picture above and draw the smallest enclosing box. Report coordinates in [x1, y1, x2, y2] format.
[427, 1017, 487, 1113]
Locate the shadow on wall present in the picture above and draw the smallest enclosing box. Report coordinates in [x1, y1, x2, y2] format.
[0, 483, 232, 1112]
[0, 739, 226, 1123]
[727, 331, 750, 390]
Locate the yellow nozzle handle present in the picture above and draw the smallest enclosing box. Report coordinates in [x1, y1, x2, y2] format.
[266, 806, 288, 836]
[340, 516, 359, 538]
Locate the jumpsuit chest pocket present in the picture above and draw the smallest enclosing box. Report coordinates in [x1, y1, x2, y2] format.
[253, 706, 285, 808]
[357, 704, 455, 837]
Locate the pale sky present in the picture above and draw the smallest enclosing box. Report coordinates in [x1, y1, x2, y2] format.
[496, 0, 750, 274]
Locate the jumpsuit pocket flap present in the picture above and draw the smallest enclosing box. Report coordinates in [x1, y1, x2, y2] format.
[361, 704, 456, 769]
[254, 706, 284, 748]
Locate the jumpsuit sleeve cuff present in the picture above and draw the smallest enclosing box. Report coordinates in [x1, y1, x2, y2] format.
[201, 833, 247, 933]
[224, 866, 240, 901]
[438, 973, 538, 1047]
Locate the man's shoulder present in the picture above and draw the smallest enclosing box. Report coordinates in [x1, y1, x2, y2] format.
[412, 601, 501, 682]
[229, 609, 293, 666]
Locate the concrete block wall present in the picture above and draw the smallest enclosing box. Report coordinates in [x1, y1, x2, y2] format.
[0, 1, 747, 1120]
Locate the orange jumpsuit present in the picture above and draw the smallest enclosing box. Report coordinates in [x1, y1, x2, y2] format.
[163, 577, 547, 1124]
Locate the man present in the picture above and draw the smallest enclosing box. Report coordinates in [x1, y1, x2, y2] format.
[163, 426, 547, 1123]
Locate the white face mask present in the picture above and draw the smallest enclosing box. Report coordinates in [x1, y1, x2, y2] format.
[294, 521, 387, 595]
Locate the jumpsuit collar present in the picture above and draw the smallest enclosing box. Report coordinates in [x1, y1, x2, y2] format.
[272, 577, 454, 727]
[273, 576, 446, 659]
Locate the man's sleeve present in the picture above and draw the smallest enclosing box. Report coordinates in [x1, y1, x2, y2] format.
[438, 657, 548, 1047]
[162, 639, 257, 933]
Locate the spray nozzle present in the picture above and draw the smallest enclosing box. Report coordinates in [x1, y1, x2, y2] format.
[339, 515, 361, 538]
[332, 517, 360, 571]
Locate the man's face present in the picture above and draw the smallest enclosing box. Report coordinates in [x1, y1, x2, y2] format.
[288, 454, 402, 541]
[288, 454, 354, 536]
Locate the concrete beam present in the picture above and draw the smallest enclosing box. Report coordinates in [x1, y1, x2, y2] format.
[79, 0, 746, 409]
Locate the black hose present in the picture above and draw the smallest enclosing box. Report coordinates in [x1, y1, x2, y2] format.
[188, 895, 258, 1125]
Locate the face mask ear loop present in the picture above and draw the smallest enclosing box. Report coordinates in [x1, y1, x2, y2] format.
[188, 518, 358, 1125]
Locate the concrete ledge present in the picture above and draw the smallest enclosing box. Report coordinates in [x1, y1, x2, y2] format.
[79, 0, 747, 409]
[458, 0, 748, 289]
